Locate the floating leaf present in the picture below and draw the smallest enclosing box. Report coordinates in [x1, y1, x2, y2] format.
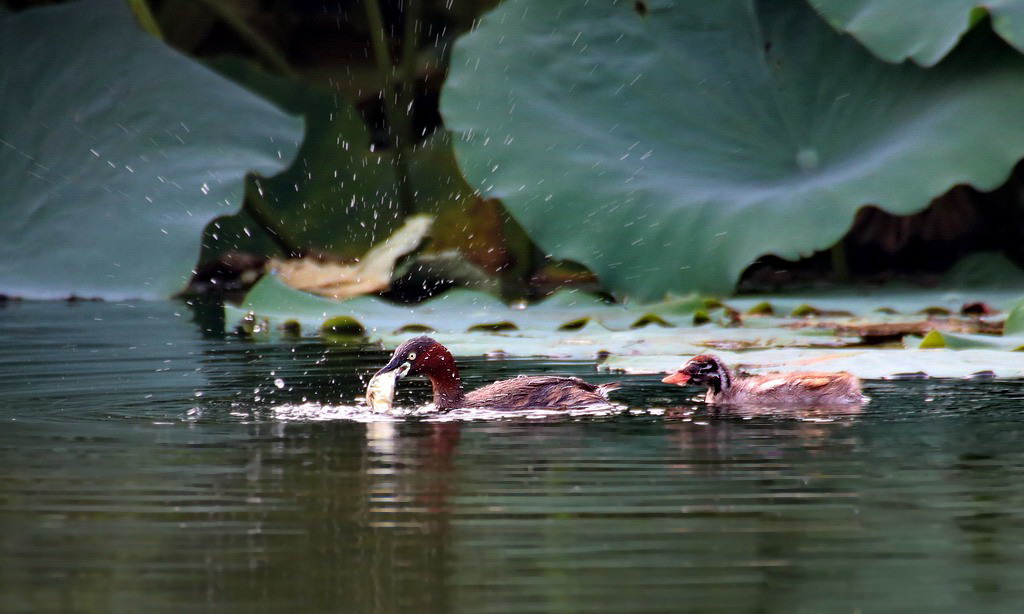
[1005, 302, 1024, 336]
[226, 274, 698, 336]
[725, 289, 1024, 318]
[792, 317, 1004, 343]
[604, 349, 1024, 379]
[0, 1, 301, 299]
[225, 276, 861, 359]
[442, 0, 1024, 299]
[916, 330, 1023, 350]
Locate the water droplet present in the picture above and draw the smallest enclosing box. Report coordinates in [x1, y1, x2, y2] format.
[796, 147, 819, 171]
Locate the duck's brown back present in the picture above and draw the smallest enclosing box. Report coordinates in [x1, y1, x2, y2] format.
[461, 376, 616, 410]
[712, 371, 862, 405]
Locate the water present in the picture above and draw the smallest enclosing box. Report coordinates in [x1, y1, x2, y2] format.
[3, 301, 1024, 612]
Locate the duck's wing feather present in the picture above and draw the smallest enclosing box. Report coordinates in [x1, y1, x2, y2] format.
[462, 376, 616, 409]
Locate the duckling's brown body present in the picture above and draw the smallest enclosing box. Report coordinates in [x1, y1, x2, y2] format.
[372, 337, 618, 411]
[699, 371, 862, 405]
[663, 354, 863, 406]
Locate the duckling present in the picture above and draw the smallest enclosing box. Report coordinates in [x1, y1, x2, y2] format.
[662, 354, 864, 405]
[371, 336, 619, 410]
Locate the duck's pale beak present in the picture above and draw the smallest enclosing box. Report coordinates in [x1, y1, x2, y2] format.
[374, 349, 413, 378]
[662, 371, 690, 385]
[375, 358, 412, 380]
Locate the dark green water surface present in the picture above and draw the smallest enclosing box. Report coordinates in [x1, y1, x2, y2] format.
[3, 301, 1024, 613]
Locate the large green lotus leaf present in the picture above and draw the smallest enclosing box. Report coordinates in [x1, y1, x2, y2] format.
[0, 0, 301, 299]
[604, 349, 1024, 379]
[808, 0, 1024, 67]
[206, 58, 398, 260]
[440, 0, 1024, 299]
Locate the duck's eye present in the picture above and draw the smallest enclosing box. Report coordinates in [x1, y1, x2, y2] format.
[407, 351, 417, 361]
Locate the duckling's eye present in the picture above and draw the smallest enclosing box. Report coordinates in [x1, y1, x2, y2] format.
[407, 351, 417, 361]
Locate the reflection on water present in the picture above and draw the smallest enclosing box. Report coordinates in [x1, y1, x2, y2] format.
[3, 301, 1024, 612]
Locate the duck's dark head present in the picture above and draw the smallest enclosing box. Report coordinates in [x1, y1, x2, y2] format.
[662, 354, 731, 392]
[375, 336, 458, 382]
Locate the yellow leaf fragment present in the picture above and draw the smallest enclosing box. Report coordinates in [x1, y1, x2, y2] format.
[271, 215, 433, 299]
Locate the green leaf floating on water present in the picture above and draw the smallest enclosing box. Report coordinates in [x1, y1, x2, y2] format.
[226, 275, 1024, 378]
[603, 349, 1024, 379]
[0, 0, 302, 299]
[1005, 302, 1024, 336]
[727, 288, 1024, 318]
[808, 0, 1024, 67]
[441, 0, 1024, 299]
[915, 300, 1024, 350]
[917, 331, 1024, 351]
[226, 275, 871, 357]
[227, 274, 711, 335]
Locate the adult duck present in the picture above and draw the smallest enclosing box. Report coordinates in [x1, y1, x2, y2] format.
[370, 337, 618, 410]
[662, 354, 864, 405]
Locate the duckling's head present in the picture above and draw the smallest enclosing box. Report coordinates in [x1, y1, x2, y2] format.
[662, 354, 731, 391]
[375, 336, 458, 381]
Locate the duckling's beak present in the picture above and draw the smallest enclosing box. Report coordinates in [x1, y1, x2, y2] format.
[662, 371, 690, 385]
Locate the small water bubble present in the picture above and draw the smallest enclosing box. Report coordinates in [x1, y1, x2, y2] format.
[274, 378, 285, 389]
